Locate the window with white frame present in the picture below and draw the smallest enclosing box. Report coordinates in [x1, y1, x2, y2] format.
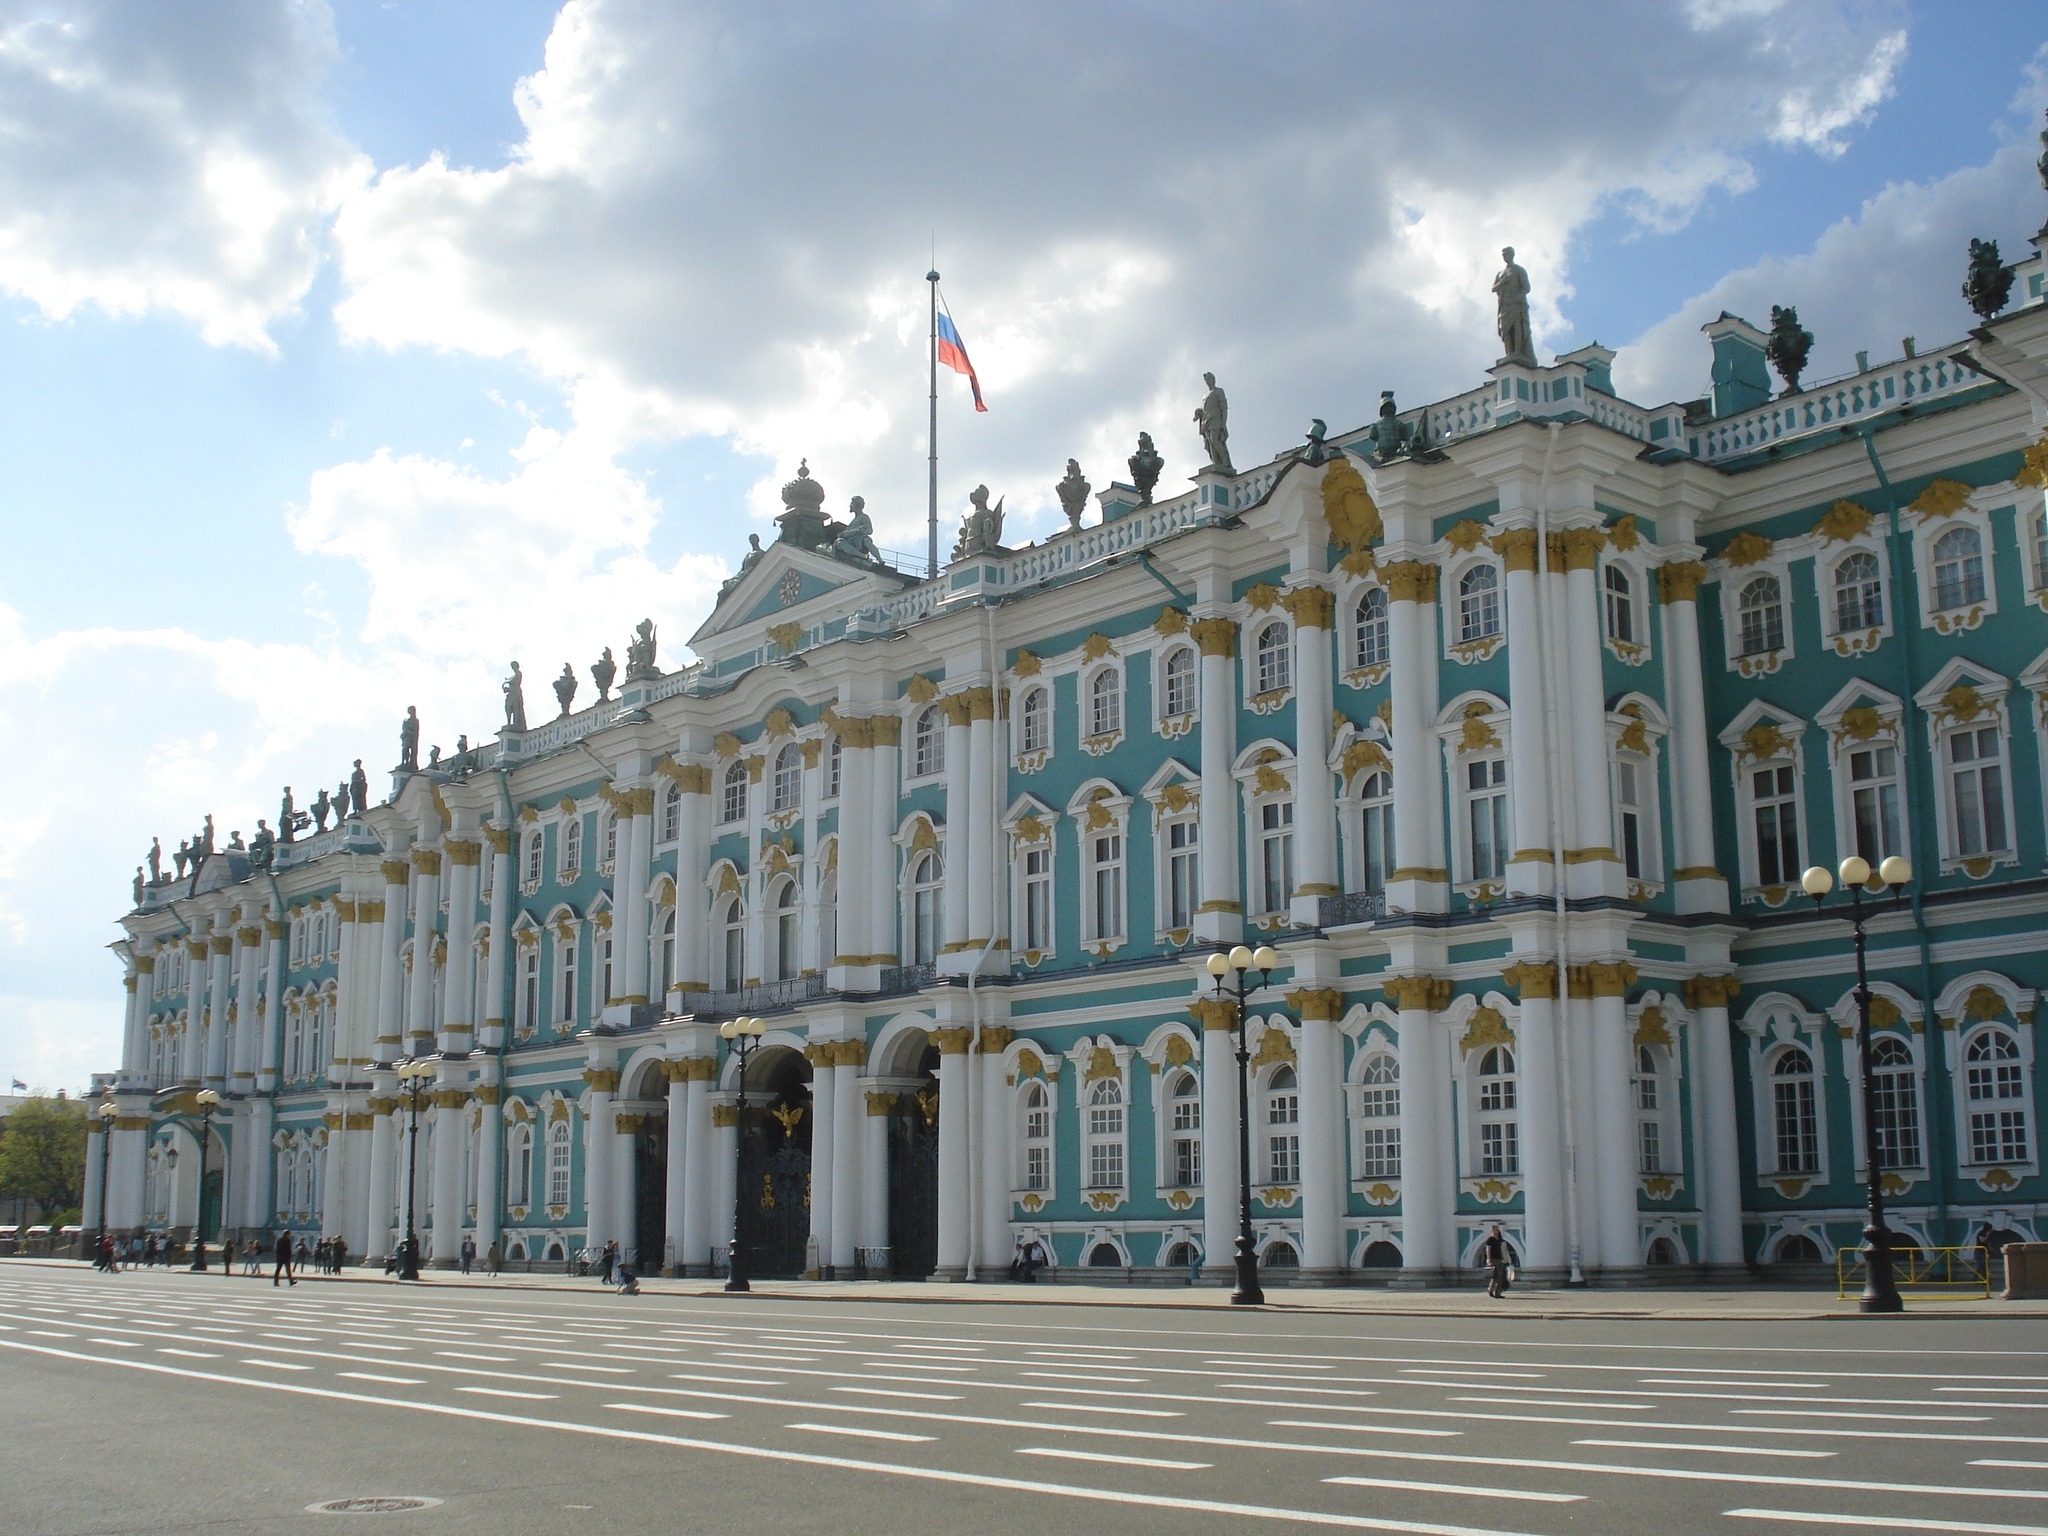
[769, 878, 799, 982]
[1019, 686, 1050, 754]
[660, 781, 682, 842]
[912, 705, 945, 778]
[1088, 829, 1125, 941]
[1085, 1078, 1125, 1188]
[1356, 1053, 1400, 1179]
[310, 912, 326, 962]
[1161, 647, 1196, 718]
[1945, 722, 2010, 860]
[1604, 565, 1637, 646]
[1162, 816, 1198, 931]
[508, 1122, 532, 1207]
[1465, 757, 1508, 882]
[1357, 770, 1393, 893]
[1088, 667, 1123, 739]
[518, 945, 539, 1030]
[557, 932, 579, 1024]
[1254, 620, 1291, 694]
[907, 849, 942, 964]
[290, 917, 305, 966]
[561, 815, 583, 876]
[1166, 1069, 1200, 1187]
[546, 1118, 572, 1207]
[1475, 1047, 1519, 1175]
[1614, 756, 1654, 881]
[718, 895, 745, 988]
[1737, 575, 1785, 656]
[1930, 525, 1986, 612]
[525, 832, 544, 887]
[1265, 1064, 1300, 1183]
[1258, 797, 1295, 914]
[2031, 502, 2048, 590]
[772, 744, 802, 814]
[816, 872, 835, 967]
[1020, 1080, 1051, 1191]
[601, 809, 618, 869]
[1964, 1027, 2029, 1165]
[1750, 762, 1801, 886]
[1867, 1035, 1922, 1170]
[1458, 564, 1501, 642]
[825, 738, 841, 799]
[1846, 741, 1903, 864]
[1832, 551, 1885, 632]
[1770, 1046, 1820, 1174]
[1020, 843, 1052, 953]
[1635, 1044, 1667, 1173]
[1353, 587, 1389, 670]
[720, 762, 747, 824]
[479, 845, 495, 899]
[598, 931, 614, 1004]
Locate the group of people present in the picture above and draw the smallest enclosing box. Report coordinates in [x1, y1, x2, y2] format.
[588, 1239, 639, 1294]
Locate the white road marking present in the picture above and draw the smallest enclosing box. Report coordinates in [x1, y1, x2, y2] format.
[1327, 1476, 1582, 1504]
[830, 1387, 961, 1401]
[88, 1338, 141, 1348]
[545, 1362, 633, 1374]
[1640, 1379, 1829, 1389]
[455, 1387, 557, 1400]
[722, 1351, 817, 1363]
[1574, 1439, 1834, 1459]
[244, 1360, 313, 1371]
[434, 1351, 515, 1362]
[1977, 1460, 2048, 1470]
[1724, 1512, 2048, 1535]
[862, 1360, 976, 1372]
[1022, 1402, 1182, 1418]
[1399, 1369, 1543, 1380]
[603, 1404, 728, 1421]
[27, 1331, 73, 1338]
[1022, 1371, 1148, 1383]
[1019, 1447, 1210, 1471]
[1221, 1383, 1379, 1397]
[1732, 1409, 1986, 1422]
[338, 1373, 425, 1385]
[668, 1372, 785, 1387]
[157, 1348, 219, 1358]
[787, 1422, 936, 1443]
[1451, 1396, 1654, 1411]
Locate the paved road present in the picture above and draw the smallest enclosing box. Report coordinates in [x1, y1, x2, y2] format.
[2, 1264, 2041, 1536]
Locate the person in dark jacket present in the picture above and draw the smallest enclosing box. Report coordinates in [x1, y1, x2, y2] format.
[1480, 1223, 1513, 1299]
[273, 1230, 297, 1286]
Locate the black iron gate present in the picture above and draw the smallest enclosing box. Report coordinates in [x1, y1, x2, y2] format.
[633, 1119, 667, 1271]
[738, 1132, 811, 1279]
[887, 1089, 939, 1278]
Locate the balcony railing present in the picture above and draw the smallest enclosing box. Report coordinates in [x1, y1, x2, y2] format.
[877, 962, 938, 996]
[1318, 889, 1387, 929]
[703, 974, 830, 1016]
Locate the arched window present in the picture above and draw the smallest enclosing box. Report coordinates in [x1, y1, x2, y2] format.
[1353, 587, 1389, 670]
[561, 815, 583, 875]
[1770, 1047, 1819, 1174]
[507, 1122, 533, 1207]
[772, 743, 802, 813]
[1356, 1054, 1400, 1179]
[908, 850, 942, 965]
[1635, 1043, 1665, 1173]
[770, 878, 800, 983]
[718, 895, 745, 990]
[1166, 1068, 1200, 1188]
[1019, 686, 1050, 754]
[1833, 551, 1884, 631]
[1868, 1035, 1921, 1170]
[1356, 768, 1392, 893]
[658, 908, 677, 995]
[1254, 621, 1291, 695]
[1476, 1046, 1519, 1175]
[525, 832, 544, 886]
[1020, 1080, 1051, 1192]
[1265, 1063, 1300, 1184]
[1458, 564, 1500, 643]
[1085, 1078, 1125, 1189]
[1738, 575, 1785, 656]
[1931, 525, 1986, 611]
[1161, 648, 1196, 718]
[721, 762, 747, 825]
[913, 705, 945, 777]
[1604, 565, 1636, 645]
[1965, 1027, 2029, 1165]
[660, 781, 682, 842]
[546, 1119, 572, 1208]
[1088, 668, 1122, 739]
[601, 809, 618, 868]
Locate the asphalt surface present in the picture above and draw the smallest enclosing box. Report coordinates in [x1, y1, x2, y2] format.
[2, 1263, 2042, 1536]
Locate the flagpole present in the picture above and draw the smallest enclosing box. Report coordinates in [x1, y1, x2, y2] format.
[926, 268, 940, 578]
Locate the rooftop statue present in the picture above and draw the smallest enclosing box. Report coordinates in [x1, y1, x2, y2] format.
[333, 778, 351, 821]
[1128, 432, 1164, 504]
[279, 786, 297, 844]
[200, 814, 215, 855]
[1765, 304, 1814, 396]
[311, 787, 331, 833]
[1193, 372, 1233, 474]
[455, 734, 468, 755]
[147, 836, 163, 885]
[399, 705, 420, 771]
[250, 820, 274, 871]
[227, 829, 246, 852]
[625, 618, 659, 681]
[829, 497, 884, 564]
[1295, 419, 1334, 467]
[592, 646, 617, 701]
[173, 839, 190, 880]
[774, 460, 833, 551]
[1963, 237, 2015, 322]
[133, 867, 144, 907]
[1493, 247, 1536, 367]
[504, 661, 527, 733]
[350, 760, 369, 816]
[953, 484, 1006, 560]
[1056, 459, 1091, 529]
[1368, 391, 1410, 463]
[554, 662, 578, 717]
[428, 743, 442, 768]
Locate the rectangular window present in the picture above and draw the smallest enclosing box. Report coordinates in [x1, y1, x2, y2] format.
[1357, 1127, 1401, 1180]
[1638, 1119, 1662, 1174]
[1848, 744, 1902, 863]
[1091, 833, 1124, 940]
[559, 944, 578, 1024]
[1970, 1110, 2029, 1165]
[1467, 758, 1508, 881]
[1025, 1145, 1049, 1192]
[1773, 1077, 1819, 1174]
[1751, 764, 1800, 886]
[1087, 1139, 1123, 1190]
[1022, 847, 1052, 952]
[1260, 799, 1295, 914]
[599, 936, 613, 1005]
[1479, 1122, 1519, 1176]
[520, 951, 538, 1030]
[1166, 819, 1198, 930]
[1616, 759, 1645, 880]
[1948, 726, 2009, 858]
[1267, 1133, 1299, 1185]
[1360, 794, 1392, 893]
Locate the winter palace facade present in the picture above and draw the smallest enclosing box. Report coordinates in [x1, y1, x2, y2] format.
[88, 246, 2048, 1286]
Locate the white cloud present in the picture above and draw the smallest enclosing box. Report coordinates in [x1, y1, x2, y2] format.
[0, 0, 366, 348]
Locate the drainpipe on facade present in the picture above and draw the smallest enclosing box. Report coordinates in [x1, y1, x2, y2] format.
[1535, 423, 1587, 1285]
[1854, 426, 1950, 1239]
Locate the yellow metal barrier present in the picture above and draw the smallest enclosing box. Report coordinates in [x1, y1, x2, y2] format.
[1835, 1245, 1992, 1300]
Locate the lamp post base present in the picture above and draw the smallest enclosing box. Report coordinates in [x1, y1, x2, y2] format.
[1231, 1239, 1264, 1306]
[1858, 1224, 1903, 1314]
[724, 1276, 750, 1293]
[397, 1240, 420, 1282]
[189, 1243, 208, 1274]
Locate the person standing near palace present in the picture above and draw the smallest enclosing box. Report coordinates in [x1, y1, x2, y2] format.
[1481, 1223, 1513, 1299]
[459, 1235, 475, 1276]
[273, 1229, 296, 1286]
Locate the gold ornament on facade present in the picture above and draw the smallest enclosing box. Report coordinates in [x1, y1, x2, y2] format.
[1320, 455, 1382, 555]
[1380, 974, 1451, 1012]
[1936, 683, 1987, 725]
[1159, 781, 1194, 813]
[1279, 584, 1334, 628]
[905, 673, 939, 704]
[1655, 560, 1706, 603]
[1642, 1175, 1676, 1200]
[1607, 513, 1642, 551]
[1720, 530, 1774, 568]
[1243, 582, 1280, 613]
[1381, 560, 1439, 603]
[1249, 1027, 1296, 1068]
[2016, 432, 2048, 488]
[1161, 1033, 1195, 1068]
[1009, 649, 1043, 679]
[1633, 1006, 1672, 1048]
[1812, 499, 1874, 542]
[1442, 519, 1486, 555]
[1909, 477, 1973, 519]
[1616, 702, 1651, 755]
[1458, 1006, 1513, 1054]
[1471, 1178, 1515, 1204]
[1501, 960, 1558, 1000]
[1153, 606, 1189, 636]
[1559, 526, 1607, 571]
[1736, 720, 1792, 765]
[765, 622, 803, 654]
[1285, 987, 1344, 1022]
[581, 1066, 620, 1094]
[1457, 702, 1501, 755]
[1489, 526, 1538, 572]
[1191, 616, 1236, 657]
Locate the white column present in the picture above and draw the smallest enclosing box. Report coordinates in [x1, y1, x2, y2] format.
[1392, 978, 1452, 1273]
[617, 791, 653, 1003]
[1586, 968, 1639, 1271]
[232, 924, 262, 1090]
[323, 1119, 352, 1246]
[204, 934, 232, 1083]
[861, 1086, 890, 1251]
[583, 1073, 615, 1252]
[832, 732, 871, 971]
[807, 1042, 836, 1272]
[1193, 619, 1241, 943]
[259, 917, 285, 1091]
[430, 1089, 467, 1266]
[681, 1062, 713, 1272]
[1198, 1004, 1238, 1279]
[346, 902, 382, 1078]
[941, 700, 972, 958]
[831, 1048, 862, 1272]
[122, 965, 148, 1080]
[481, 830, 513, 1046]
[1286, 589, 1339, 922]
[967, 693, 998, 951]
[180, 940, 206, 1081]
[406, 851, 441, 1051]
[243, 1098, 275, 1231]
[1385, 563, 1444, 911]
[675, 772, 711, 990]
[977, 1034, 1010, 1273]
[440, 840, 480, 1052]
[1562, 532, 1617, 897]
[934, 1027, 970, 1276]
[377, 863, 408, 1060]
[1660, 565, 1723, 911]
[616, 1113, 640, 1264]
[1499, 534, 1555, 895]
[1689, 977, 1745, 1268]
[1512, 975, 1567, 1274]
[712, 1101, 738, 1262]
[108, 1107, 147, 1231]
[1295, 1000, 1344, 1273]
[869, 719, 900, 960]
[82, 1126, 107, 1234]
[663, 1066, 688, 1273]
[474, 1086, 502, 1262]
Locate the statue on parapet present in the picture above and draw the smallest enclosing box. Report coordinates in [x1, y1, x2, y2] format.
[1128, 433, 1163, 504]
[278, 787, 297, 844]
[250, 820, 274, 871]
[350, 760, 370, 816]
[592, 646, 617, 701]
[200, 814, 215, 855]
[554, 663, 578, 717]
[1056, 460, 1091, 529]
[952, 485, 1006, 561]
[1193, 372, 1233, 474]
[1493, 247, 1536, 367]
[504, 661, 528, 732]
[625, 619, 660, 681]
[399, 706, 420, 771]
[132, 867, 144, 907]
[428, 743, 442, 768]
[1368, 392, 1410, 463]
[173, 839, 190, 880]
[147, 837, 163, 885]
[829, 497, 884, 564]
[312, 788, 332, 833]
[1294, 419, 1334, 467]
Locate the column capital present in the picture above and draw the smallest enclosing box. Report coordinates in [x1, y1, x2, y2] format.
[1380, 974, 1452, 1011]
[209, 935, 233, 957]
[381, 859, 411, 885]
[1190, 997, 1237, 1032]
[615, 1113, 645, 1134]
[930, 1026, 972, 1055]
[1490, 526, 1539, 572]
[483, 824, 512, 854]
[832, 1038, 871, 1066]
[1381, 561, 1439, 603]
[443, 839, 482, 867]
[1501, 959, 1559, 1000]
[1278, 584, 1334, 629]
[710, 1104, 739, 1128]
[427, 1088, 470, 1110]
[1191, 617, 1237, 657]
[581, 1066, 620, 1094]
[865, 1089, 897, 1116]
[1284, 987, 1346, 1022]
[410, 848, 442, 876]
[1568, 960, 1639, 999]
[1657, 560, 1709, 604]
[975, 1025, 1013, 1053]
[1558, 526, 1606, 571]
[1683, 973, 1742, 1010]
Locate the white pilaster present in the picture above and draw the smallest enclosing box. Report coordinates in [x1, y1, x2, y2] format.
[1287, 588, 1339, 925]
[1193, 621, 1241, 943]
[1295, 1005, 1344, 1274]
[933, 1027, 970, 1277]
[1198, 1005, 1238, 1280]
[831, 1051, 862, 1272]
[663, 1066, 688, 1273]
[807, 1042, 836, 1273]
[1690, 975, 1745, 1268]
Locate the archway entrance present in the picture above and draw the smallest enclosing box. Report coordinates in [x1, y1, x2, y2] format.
[886, 1042, 940, 1279]
[633, 1116, 667, 1270]
[737, 1046, 812, 1279]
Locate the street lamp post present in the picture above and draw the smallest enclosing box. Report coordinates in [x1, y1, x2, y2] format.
[1800, 853, 1913, 1314]
[93, 1100, 117, 1263]
[393, 1058, 437, 1282]
[1205, 943, 1281, 1306]
[187, 1088, 221, 1272]
[718, 1015, 766, 1293]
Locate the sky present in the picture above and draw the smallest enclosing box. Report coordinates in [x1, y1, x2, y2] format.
[2, 0, 2045, 1093]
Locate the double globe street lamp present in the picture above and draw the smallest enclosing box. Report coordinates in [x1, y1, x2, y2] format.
[1800, 853, 1913, 1314]
[93, 1100, 117, 1262]
[392, 1057, 438, 1281]
[718, 1016, 767, 1293]
[188, 1087, 221, 1272]
[1206, 943, 1281, 1306]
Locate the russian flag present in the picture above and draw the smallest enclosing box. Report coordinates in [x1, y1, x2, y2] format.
[936, 309, 987, 412]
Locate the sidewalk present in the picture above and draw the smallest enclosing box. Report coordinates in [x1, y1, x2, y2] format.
[12, 1257, 2043, 1320]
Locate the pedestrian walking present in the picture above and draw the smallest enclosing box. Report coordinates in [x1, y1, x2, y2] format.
[1480, 1223, 1513, 1299]
[460, 1235, 475, 1275]
[244, 1242, 262, 1277]
[273, 1229, 297, 1287]
[600, 1239, 618, 1286]
[331, 1236, 348, 1273]
[219, 1237, 235, 1275]
[485, 1242, 501, 1276]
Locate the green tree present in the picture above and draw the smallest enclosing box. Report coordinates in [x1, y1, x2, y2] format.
[0, 1095, 88, 1224]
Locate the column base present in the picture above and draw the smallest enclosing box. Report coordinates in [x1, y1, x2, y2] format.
[1385, 1268, 1458, 1289]
[1291, 1266, 1350, 1288]
[1588, 1264, 1653, 1287]
[931, 1265, 967, 1283]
